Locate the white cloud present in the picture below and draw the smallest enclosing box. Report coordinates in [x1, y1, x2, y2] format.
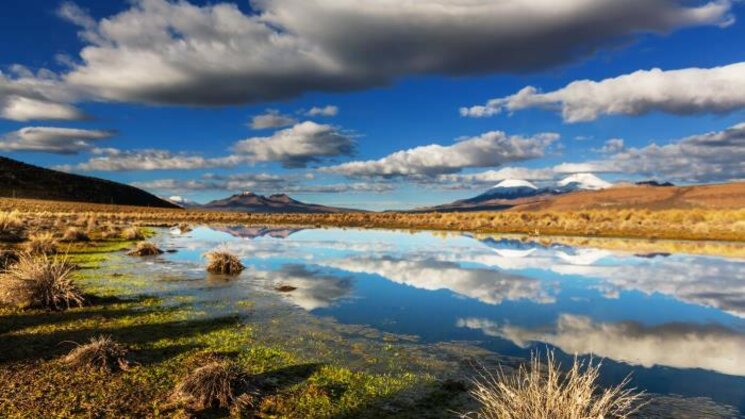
[305, 105, 338, 117]
[460, 314, 745, 377]
[55, 0, 733, 106]
[57, 148, 247, 171]
[233, 121, 355, 168]
[462, 62, 745, 122]
[0, 127, 113, 154]
[0, 68, 85, 121]
[249, 109, 297, 130]
[322, 131, 558, 178]
[596, 138, 625, 154]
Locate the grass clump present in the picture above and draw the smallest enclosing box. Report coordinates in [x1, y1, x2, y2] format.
[61, 227, 90, 242]
[463, 351, 645, 419]
[128, 241, 164, 257]
[63, 335, 130, 372]
[205, 249, 244, 275]
[0, 253, 84, 311]
[121, 227, 145, 241]
[0, 210, 25, 242]
[171, 358, 250, 411]
[25, 232, 58, 255]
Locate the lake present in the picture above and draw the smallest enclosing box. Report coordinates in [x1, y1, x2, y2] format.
[91, 226, 745, 416]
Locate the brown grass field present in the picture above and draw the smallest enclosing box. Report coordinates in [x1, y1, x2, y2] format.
[1, 195, 744, 242]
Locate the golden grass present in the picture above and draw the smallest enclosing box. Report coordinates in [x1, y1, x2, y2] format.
[128, 241, 164, 257]
[462, 352, 645, 419]
[61, 227, 90, 242]
[25, 232, 59, 255]
[171, 359, 247, 410]
[205, 249, 245, 275]
[63, 335, 130, 372]
[121, 227, 145, 241]
[0, 210, 25, 242]
[0, 253, 84, 311]
[0, 250, 19, 271]
[1, 197, 744, 242]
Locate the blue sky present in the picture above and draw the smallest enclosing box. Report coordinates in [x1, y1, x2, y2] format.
[1, 0, 745, 210]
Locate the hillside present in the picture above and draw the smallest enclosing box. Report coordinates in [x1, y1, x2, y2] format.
[0, 156, 179, 208]
[510, 182, 745, 211]
[203, 192, 360, 213]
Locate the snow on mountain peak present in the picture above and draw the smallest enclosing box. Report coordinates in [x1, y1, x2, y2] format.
[558, 173, 612, 190]
[494, 179, 538, 189]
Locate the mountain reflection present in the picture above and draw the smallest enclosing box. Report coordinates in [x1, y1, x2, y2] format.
[458, 314, 745, 377]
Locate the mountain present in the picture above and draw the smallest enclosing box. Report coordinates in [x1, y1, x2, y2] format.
[0, 156, 179, 208]
[557, 173, 612, 192]
[636, 180, 675, 187]
[165, 195, 202, 208]
[202, 192, 360, 213]
[469, 179, 545, 201]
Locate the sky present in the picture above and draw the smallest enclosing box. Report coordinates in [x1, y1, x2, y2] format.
[1, 0, 745, 210]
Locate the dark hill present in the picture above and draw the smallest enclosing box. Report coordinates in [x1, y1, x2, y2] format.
[203, 192, 359, 213]
[0, 156, 179, 208]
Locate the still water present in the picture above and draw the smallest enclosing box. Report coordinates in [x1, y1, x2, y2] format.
[106, 226, 745, 414]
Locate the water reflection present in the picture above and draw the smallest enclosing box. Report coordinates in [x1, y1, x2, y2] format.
[151, 227, 745, 412]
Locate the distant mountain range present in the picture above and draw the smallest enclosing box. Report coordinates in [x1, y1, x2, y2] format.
[418, 173, 615, 212]
[199, 192, 360, 213]
[0, 156, 178, 208]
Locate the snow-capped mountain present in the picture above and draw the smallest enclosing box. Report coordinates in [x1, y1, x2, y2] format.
[165, 195, 201, 208]
[470, 179, 545, 201]
[557, 173, 612, 192]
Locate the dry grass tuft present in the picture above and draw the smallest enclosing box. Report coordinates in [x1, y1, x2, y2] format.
[63, 335, 130, 372]
[128, 241, 164, 257]
[0, 250, 19, 271]
[25, 232, 58, 255]
[205, 249, 244, 275]
[121, 227, 145, 241]
[171, 359, 248, 410]
[0, 210, 25, 242]
[0, 253, 84, 311]
[462, 351, 646, 419]
[61, 227, 90, 242]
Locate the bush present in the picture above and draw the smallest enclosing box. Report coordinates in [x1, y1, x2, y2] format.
[205, 250, 244, 275]
[463, 351, 645, 419]
[63, 335, 130, 372]
[0, 250, 19, 271]
[62, 227, 90, 242]
[0, 210, 25, 242]
[25, 232, 59, 255]
[0, 253, 84, 311]
[128, 242, 163, 257]
[121, 227, 145, 241]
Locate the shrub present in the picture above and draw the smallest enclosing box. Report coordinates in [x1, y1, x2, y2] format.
[0, 210, 25, 242]
[128, 242, 163, 257]
[205, 250, 244, 275]
[171, 359, 247, 410]
[63, 335, 130, 372]
[0, 253, 84, 311]
[121, 227, 145, 241]
[25, 232, 59, 255]
[462, 351, 645, 419]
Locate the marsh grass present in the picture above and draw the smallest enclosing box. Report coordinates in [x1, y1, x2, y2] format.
[122, 227, 145, 241]
[62, 227, 90, 242]
[205, 249, 244, 275]
[25, 232, 58, 255]
[0, 210, 25, 242]
[463, 352, 645, 419]
[0, 253, 84, 311]
[128, 241, 164, 257]
[171, 358, 250, 410]
[63, 335, 130, 372]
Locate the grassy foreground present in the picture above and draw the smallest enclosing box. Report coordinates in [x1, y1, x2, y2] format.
[2, 197, 745, 242]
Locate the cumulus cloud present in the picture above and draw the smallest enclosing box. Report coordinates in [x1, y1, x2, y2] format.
[57, 148, 247, 171]
[0, 67, 85, 121]
[602, 123, 745, 182]
[596, 138, 625, 154]
[462, 62, 745, 122]
[305, 105, 338, 117]
[249, 109, 297, 130]
[459, 314, 745, 377]
[322, 131, 558, 178]
[54, 0, 733, 106]
[233, 121, 355, 168]
[0, 127, 113, 154]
